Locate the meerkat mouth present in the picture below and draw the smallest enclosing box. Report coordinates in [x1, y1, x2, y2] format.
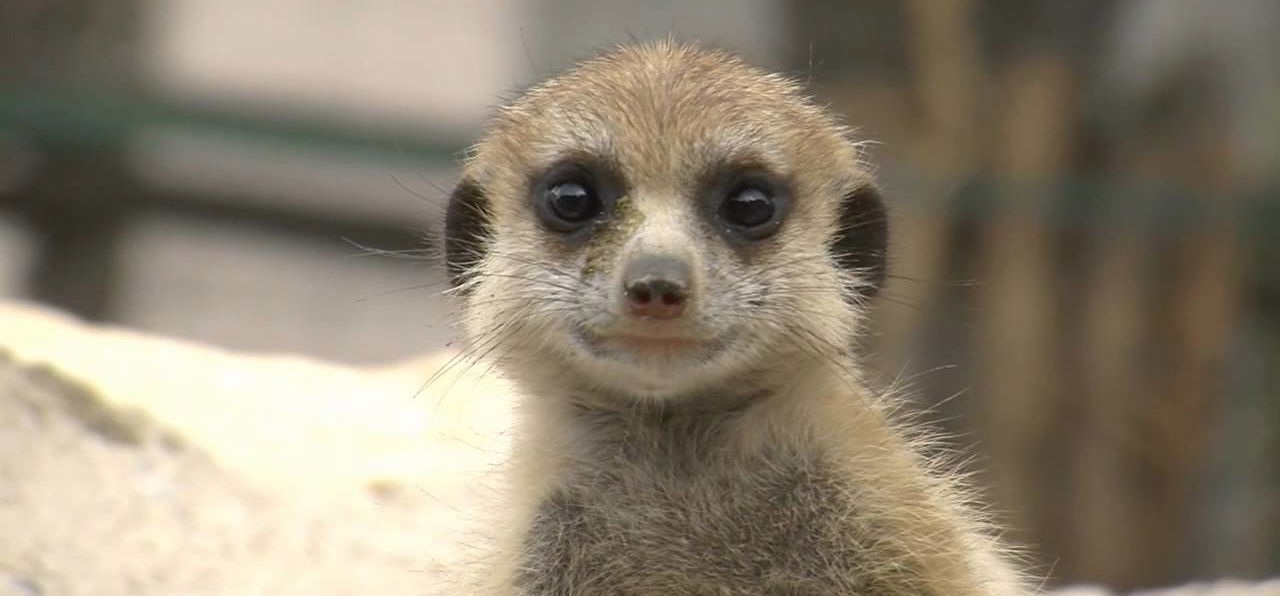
[600, 334, 701, 352]
[570, 324, 734, 361]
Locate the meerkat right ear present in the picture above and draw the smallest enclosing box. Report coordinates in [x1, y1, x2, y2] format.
[444, 177, 492, 290]
[830, 184, 889, 298]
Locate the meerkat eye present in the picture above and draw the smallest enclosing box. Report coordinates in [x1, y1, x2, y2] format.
[539, 178, 603, 231]
[718, 183, 780, 237]
[548, 181, 598, 220]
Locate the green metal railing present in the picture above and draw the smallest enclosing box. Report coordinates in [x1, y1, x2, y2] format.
[0, 84, 467, 160]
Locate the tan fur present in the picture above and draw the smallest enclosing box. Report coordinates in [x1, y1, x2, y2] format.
[447, 40, 1028, 595]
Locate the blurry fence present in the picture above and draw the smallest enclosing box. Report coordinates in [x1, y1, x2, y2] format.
[868, 171, 1278, 589]
[795, 0, 1279, 589]
[0, 85, 461, 320]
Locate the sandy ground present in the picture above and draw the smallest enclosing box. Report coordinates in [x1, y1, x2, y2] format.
[0, 299, 1275, 595]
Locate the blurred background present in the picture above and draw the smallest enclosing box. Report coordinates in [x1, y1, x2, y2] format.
[0, 0, 1276, 591]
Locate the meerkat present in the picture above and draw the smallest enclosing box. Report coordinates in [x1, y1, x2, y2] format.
[443, 40, 1028, 595]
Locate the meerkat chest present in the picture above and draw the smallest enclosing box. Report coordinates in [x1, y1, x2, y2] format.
[515, 442, 879, 595]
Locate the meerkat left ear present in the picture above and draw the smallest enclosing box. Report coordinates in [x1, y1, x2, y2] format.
[444, 177, 492, 291]
[830, 184, 889, 298]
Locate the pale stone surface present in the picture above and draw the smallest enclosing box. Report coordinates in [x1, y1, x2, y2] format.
[0, 300, 510, 595]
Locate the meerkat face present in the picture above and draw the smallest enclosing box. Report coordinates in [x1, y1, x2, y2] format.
[445, 42, 887, 401]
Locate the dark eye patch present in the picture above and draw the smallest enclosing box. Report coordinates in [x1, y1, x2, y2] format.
[530, 156, 627, 238]
[697, 161, 791, 244]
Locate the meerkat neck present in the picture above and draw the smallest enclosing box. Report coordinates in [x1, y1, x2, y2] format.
[515, 359, 859, 471]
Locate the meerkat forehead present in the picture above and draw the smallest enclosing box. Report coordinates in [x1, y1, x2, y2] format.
[472, 41, 868, 196]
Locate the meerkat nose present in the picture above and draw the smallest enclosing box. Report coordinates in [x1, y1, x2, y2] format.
[622, 254, 691, 320]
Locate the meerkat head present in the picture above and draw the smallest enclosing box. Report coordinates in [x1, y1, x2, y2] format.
[444, 41, 887, 402]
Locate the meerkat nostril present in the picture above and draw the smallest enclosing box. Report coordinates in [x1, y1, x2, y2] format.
[660, 289, 683, 306]
[629, 285, 653, 305]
